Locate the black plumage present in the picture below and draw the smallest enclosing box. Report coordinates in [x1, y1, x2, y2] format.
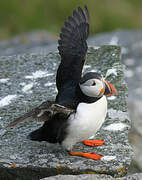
[27, 112, 69, 144]
[80, 72, 102, 85]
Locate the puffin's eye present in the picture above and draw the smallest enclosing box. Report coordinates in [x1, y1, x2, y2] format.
[92, 81, 96, 86]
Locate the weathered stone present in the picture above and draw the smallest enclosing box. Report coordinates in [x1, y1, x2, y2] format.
[41, 173, 142, 180]
[43, 173, 142, 180]
[41, 174, 115, 180]
[88, 30, 142, 173]
[0, 46, 132, 179]
[88, 30, 142, 104]
[0, 30, 57, 56]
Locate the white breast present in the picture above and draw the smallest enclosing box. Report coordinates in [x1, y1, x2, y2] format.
[62, 96, 107, 150]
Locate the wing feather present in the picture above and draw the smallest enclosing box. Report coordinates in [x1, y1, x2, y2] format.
[56, 5, 90, 92]
[6, 100, 54, 127]
[6, 101, 74, 128]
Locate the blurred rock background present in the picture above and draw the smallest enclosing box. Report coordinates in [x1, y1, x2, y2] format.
[0, 0, 142, 175]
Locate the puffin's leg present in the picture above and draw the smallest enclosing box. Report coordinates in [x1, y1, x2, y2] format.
[83, 139, 104, 147]
[69, 151, 102, 160]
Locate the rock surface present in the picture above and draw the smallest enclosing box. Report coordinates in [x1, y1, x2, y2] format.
[0, 30, 57, 56]
[41, 173, 142, 180]
[88, 30, 142, 172]
[0, 46, 132, 179]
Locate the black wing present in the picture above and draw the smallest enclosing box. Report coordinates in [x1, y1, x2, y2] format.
[6, 100, 74, 128]
[56, 5, 90, 91]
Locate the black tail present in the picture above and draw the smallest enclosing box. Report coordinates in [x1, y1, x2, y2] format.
[27, 113, 69, 144]
[27, 127, 45, 141]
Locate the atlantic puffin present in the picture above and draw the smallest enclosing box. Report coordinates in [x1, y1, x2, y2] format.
[7, 5, 118, 160]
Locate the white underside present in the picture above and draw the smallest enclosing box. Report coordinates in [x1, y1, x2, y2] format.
[62, 96, 107, 150]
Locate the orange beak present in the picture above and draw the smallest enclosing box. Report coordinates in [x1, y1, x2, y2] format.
[104, 80, 118, 96]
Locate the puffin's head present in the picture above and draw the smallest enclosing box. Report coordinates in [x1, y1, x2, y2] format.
[79, 72, 118, 98]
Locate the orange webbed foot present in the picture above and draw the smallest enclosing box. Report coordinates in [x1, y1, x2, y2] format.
[69, 151, 102, 160]
[83, 139, 104, 147]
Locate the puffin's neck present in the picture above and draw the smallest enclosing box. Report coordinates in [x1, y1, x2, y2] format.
[76, 85, 102, 104]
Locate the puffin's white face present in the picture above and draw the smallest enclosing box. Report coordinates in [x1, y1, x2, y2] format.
[79, 78, 105, 97]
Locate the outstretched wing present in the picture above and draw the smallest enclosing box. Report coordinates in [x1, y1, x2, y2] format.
[6, 100, 74, 128]
[6, 100, 54, 128]
[56, 5, 90, 91]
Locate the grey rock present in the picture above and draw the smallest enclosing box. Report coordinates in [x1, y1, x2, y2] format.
[0, 30, 57, 56]
[41, 174, 114, 180]
[0, 46, 132, 179]
[88, 30, 142, 102]
[41, 173, 142, 180]
[88, 30, 142, 173]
